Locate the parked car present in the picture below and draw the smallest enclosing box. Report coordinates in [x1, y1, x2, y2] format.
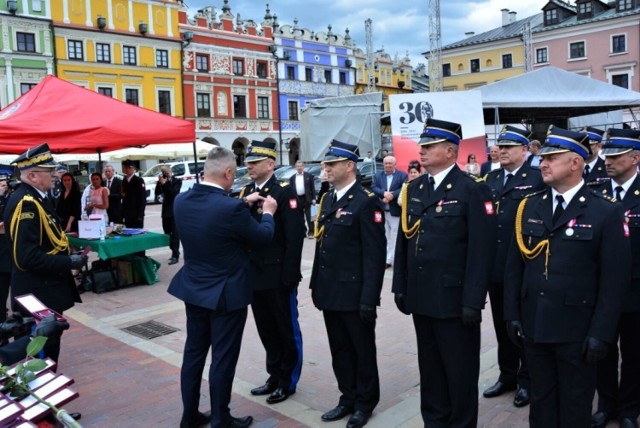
[141, 161, 199, 204]
[357, 161, 383, 188]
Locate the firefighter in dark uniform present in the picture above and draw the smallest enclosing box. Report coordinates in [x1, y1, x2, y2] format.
[482, 125, 545, 408]
[504, 126, 630, 428]
[3, 143, 87, 362]
[240, 141, 305, 405]
[583, 126, 607, 183]
[0, 172, 13, 326]
[310, 140, 386, 428]
[591, 128, 640, 428]
[392, 118, 497, 427]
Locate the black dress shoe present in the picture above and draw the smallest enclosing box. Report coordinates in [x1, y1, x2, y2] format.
[266, 387, 294, 404]
[592, 410, 615, 428]
[168, 257, 179, 265]
[222, 415, 253, 428]
[513, 387, 530, 408]
[250, 381, 277, 396]
[347, 410, 371, 428]
[483, 381, 517, 398]
[619, 417, 639, 428]
[69, 412, 82, 421]
[180, 411, 211, 428]
[321, 405, 354, 422]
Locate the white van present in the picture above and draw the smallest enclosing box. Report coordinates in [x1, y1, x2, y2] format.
[141, 161, 201, 203]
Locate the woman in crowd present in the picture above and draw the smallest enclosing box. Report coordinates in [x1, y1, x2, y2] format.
[56, 173, 82, 233]
[85, 172, 109, 223]
[465, 153, 480, 176]
[397, 160, 423, 207]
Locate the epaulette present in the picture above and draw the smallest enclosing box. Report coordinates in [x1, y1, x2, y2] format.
[463, 173, 484, 183]
[486, 168, 501, 178]
[280, 181, 289, 187]
[587, 177, 610, 186]
[590, 190, 617, 203]
[523, 189, 546, 199]
[364, 188, 375, 197]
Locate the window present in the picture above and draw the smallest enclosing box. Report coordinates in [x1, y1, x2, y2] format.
[123, 46, 137, 65]
[156, 50, 169, 68]
[196, 54, 209, 72]
[288, 100, 299, 120]
[257, 62, 267, 78]
[196, 93, 210, 117]
[97, 87, 113, 97]
[233, 95, 246, 118]
[569, 41, 585, 59]
[286, 66, 295, 80]
[612, 74, 629, 89]
[257, 96, 269, 119]
[324, 69, 332, 83]
[339, 71, 347, 85]
[233, 59, 244, 76]
[158, 90, 171, 115]
[305, 68, 312, 81]
[16, 33, 35, 53]
[577, 1, 593, 18]
[612, 35, 626, 54]
[67, 40, 83, 60]
[618, 0, 633, 11]
[470, 59, 480, 73]
[96, 43, 111, 63]
[442, 63, 451, 77]
[125, 88, 139, 106]
[20, 83, 37, 95]
[502, 54, 513, 69]
[544, 8, 558, 25]
[536, 47, 548, 64]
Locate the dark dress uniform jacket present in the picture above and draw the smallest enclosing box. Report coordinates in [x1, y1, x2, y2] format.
[310, 183, 386, 310]
[121, 174, 146, 228]
[155, 176, 182, 219]
[242, 175, 305, 290]
[504, 185, 630, 344]
[393, 167, 497, 317]
[592, 177, 640, 313]
[485, 163, 545, 282]
[106, 177, 122, 224]
[584, 157, 607, 183]
[168, 183, 275, 311]
[3, 183, 81, 313]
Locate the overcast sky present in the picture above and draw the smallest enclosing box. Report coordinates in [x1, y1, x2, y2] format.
[184, 0, 546, 67]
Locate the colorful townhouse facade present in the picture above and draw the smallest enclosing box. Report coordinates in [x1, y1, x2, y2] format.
[50, 0, 184, 116]
[0, 0, 53, 108]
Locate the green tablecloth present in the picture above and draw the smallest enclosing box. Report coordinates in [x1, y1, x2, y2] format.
[68, 232, 169, 260]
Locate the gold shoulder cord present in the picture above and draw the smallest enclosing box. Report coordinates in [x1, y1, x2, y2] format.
[515, 197, 550, 278]
[401, 182, 420, 239]
[313, 192, 328, 241]
[239, 187, 246, 198]
[9, 195, 69, 271]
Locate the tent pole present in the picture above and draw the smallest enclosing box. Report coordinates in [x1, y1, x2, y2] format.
[97, 149, 103, 173]
[192, 141, 200, 183]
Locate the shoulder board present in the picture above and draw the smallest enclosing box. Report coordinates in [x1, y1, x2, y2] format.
[486, 169, 501, 178]
[364, 188, 375, 197]
[462, 173, 484, 183]
[280, 181, 289, 187]
[523, 189, 546, 199]
[590, 190, 617, 203]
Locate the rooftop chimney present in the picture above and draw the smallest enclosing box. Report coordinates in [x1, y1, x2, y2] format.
[509, 11, 517, 23]
[501, 8, 510, 26]
[465, 32, 475, 37]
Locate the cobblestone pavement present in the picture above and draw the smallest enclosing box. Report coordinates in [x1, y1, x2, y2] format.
[58, 204, 535, 427]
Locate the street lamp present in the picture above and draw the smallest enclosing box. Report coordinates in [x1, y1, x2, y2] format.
[269, 44, 290, 165]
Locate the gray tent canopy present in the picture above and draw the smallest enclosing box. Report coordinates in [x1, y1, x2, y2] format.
[478, 66, 640, 125]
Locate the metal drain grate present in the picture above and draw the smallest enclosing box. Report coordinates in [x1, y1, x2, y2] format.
[121, 320, 179, 339]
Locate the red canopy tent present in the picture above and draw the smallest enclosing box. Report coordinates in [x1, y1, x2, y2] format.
[0, 75, 195, 155]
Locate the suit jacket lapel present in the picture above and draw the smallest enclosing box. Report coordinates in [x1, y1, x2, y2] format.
[534, 188, 554, 231]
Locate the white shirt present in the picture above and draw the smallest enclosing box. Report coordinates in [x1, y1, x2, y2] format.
[429, 163, 456, 190]
[335, 179, 357, 202]
[503, 164, 523, 186]
[611, 173, 637, 201]
[551, 180, 584, 212]
[295, 173, 305, 196]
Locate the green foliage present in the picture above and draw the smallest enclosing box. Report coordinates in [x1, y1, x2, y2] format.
[26, 336, 47, 357]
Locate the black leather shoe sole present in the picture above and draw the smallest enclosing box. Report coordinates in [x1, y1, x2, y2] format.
[250, 382, 277, 396]
[266, 387, 294, 404]
[347, 410, 371, 428]
[223, 415, 253, 428]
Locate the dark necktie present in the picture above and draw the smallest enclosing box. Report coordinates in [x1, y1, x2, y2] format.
[107, 179, 111, 189]
[552, 195, 565, 225]
[332, 191, 338, 206]
[428, 176, 436, 192]
[615, 185, 624, 201]
[504, 173, 514, 188]
[583, 165, 591, 178]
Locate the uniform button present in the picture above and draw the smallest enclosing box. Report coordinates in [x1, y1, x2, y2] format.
[582, 300, 587, 304]
[322, 250, 326, 254]
[497, 224, 502, 229]
[418, 266, 423, 271]
[420, 230, 425, 234]
[418, 248, 423, 252]
[539, 292, 544, 296]
[497, 240, 501, 243]
[549, 233, 554, 237]
[321, 266, 325, 269]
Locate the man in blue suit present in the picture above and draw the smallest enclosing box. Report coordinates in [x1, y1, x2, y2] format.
[371, 156, 407, 268]
[168, 147, 277, 428]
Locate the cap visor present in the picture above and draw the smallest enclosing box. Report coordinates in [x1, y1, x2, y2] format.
[245, 155, 269, 163]
[539, 146, 570, 156]
[601, 147, 633, 156]
[418, 137, 447, 146]
[496, 140, 524, 147]
[323, 156, 349, 163]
